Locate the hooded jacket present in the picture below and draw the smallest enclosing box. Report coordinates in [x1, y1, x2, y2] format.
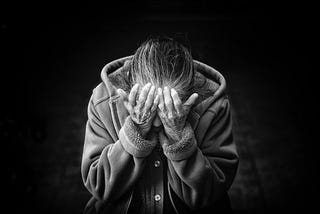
[81, 56, 239, 214]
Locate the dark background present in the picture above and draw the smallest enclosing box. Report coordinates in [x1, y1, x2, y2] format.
[1, 1, 317, 213]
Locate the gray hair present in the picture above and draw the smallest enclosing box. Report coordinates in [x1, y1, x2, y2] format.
[130, 37, 195, 102]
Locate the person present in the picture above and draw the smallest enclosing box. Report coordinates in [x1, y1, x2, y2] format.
[81, 37, 239, 214]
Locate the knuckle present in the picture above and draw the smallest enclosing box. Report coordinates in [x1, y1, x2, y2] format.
[167, 113, 175, 120]
[174, 102, 182, 109]
[155, 96, 160, 105]
[151, 102, 158, 110]
[134, 109, 141, 117]
[142, 87, 150, 95]
[159, 107, 164, 112]
[172, 89, 177, 95]
[145, 98, 152, 106]
[144, 103, 152, 110]
[178, 114, 184, 120]
[130, 88, 137, 95]
[147, 93, 153, 100]
[165, 100, 172, 106]
[140, 94, 147, 101]
[146, 97, 154, 105]
[172, 92, 179, 99]
[158, 112, 165, 119]
[176, 111, 182, 118]
[158, 103, 164, 109]
[137, 114, 143, 122]
[128, 94, 133, 101]
[150, 106, 156, 112]
[153, 98, 159, 106]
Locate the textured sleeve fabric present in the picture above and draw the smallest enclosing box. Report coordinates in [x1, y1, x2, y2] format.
[119, 116, 157, 157]
[163, 98, 239, 210]
[81, 95, 156, 210]
[159, 123, 197, 161]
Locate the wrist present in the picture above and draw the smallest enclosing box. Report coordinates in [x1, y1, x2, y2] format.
[165, 129, 182, 144]
[120, 116, 157, 157]
[139, 128, 149, 139]
[159, 123, 197, 161]
[134, 122, 150, 139]
[164, 126, 184, 144]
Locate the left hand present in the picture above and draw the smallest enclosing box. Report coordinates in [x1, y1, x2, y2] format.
[117, 83, 159, 138]
[157, 87, 198, 142]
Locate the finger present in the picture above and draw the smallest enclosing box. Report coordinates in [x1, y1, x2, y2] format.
[151, 93, 160, 112]
[117, 88, 128, 101]
[144, 85, 156, 111]
[137, 83, 152, 109]
[171, 88, 182, 116]
[157, 88, 165, 112]
[183, 93, 198, 113]
[163, 86, 174, 116]
[128, 84, 140, 107]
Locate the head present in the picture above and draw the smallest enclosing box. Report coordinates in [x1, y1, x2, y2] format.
[130, 37, 195, 127]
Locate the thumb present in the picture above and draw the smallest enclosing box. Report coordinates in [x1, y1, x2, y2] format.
[183, 93, 198, 113]
[117, 88, 128, 101]
[117, 89, 132, 113]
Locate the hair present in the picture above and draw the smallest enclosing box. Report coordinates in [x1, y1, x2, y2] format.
[129, 36, 195, 102]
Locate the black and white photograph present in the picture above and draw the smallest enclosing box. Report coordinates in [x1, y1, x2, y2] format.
[1, 1, 317, 213]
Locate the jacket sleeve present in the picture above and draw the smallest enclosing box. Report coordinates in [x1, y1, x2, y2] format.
[160, 98, 239, 210]
[81, 95, 157, 203]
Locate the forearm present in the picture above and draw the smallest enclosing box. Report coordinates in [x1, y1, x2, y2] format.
[160, 123, 235, 209]
[83, 141, 146, 201]
[166, 149, 227, 209]
[82, 116, 157, 202]
[119, 116, 158, 157]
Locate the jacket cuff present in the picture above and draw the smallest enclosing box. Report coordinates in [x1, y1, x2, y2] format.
[119, 116, 157, 157]
[159, 123, 197, 161]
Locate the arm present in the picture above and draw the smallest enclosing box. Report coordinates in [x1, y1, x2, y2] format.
[164, 98, 238, 209]
[157, 87, 239, 209]
[81, 91, 157, 203]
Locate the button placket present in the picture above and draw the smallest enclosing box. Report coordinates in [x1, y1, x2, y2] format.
[150, 151, 164, 214]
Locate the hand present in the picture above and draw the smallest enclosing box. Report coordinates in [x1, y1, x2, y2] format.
[117, 83, 159, 138]
[157, 87, 198, 142]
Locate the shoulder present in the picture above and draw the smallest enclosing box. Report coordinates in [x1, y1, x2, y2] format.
[91, 82, 113, 107]
[90, 59, 131, 107]
[192, 71, 220, 104]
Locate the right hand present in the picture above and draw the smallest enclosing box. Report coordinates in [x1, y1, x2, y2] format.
[157, 87, 198, 143]
[117, 83, 159, 137]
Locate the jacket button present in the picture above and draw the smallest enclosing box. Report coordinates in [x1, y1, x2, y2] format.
[154, 160, 161, 168]
[154, 194, 161, 202]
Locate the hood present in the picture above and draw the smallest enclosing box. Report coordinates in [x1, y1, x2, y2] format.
[100, 56, 227, 116]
